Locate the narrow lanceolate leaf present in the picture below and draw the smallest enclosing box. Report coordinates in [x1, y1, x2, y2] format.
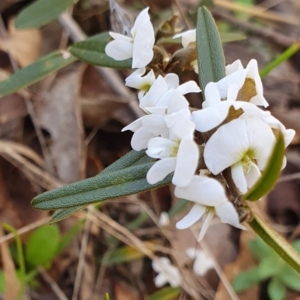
[70, 32, 132, 68]
[0, 51, 76, 97]
[196, 7, 226, 96]
[260, 42, 300, 78]
[32, 162, 172, 210]
[50, 206, 86, 223]
[15, 0, 79, 29]
[49, 150, 150, 222]
[243, 132, 285, 201]
[248, 213, 300, 274]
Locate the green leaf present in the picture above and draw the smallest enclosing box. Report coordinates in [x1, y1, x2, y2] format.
[232, 267, 264, 292]
[219, 32, 246, 43]
[105, 293, 110, 300]
[196, 7, 226, 96]
[50, 206, 87, 223]
[267, 278, 286, 300]
[260, 42, 300, 78]
[243, 132, 285, 201]
[32, 162, 172, 210]
[49, 150, 150, 222]
[56, 220, 84, 254]
[248, 213, 300, 274]
[248, 238, 273, 261]
[15, 0, 78, 29]
[278, 266, 300, 292]
[25, 225, 60, 268]
[145, 287, 181, 300]
[103, 242, 155, 266]
[70, 32, 132, 68]
[258, 257, 281, 278]
[0, 51, 77, 97]
[0, 271, 5, 293]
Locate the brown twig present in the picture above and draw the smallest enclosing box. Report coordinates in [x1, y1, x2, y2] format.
[211, 9, 296, 47]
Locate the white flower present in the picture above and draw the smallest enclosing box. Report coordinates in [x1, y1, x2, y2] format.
[204, 116, 276, 193]
[122, 89, 190, 151]
[152, 257, 181, 287]
[175, 175, 244, 240]
[146, 109, 199, 187]
[158, 212, 170, 227]
[125, 68, 156, 99]
[186, 248, 214, 276]
[105, 7, 155, 68]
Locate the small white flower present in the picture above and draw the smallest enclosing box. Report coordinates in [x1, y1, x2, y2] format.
[152, 257, 181, 287]
[122, 89, 190, 151]
[105, 7, 155, 68]
[146, 109, 199, 187]
[158, 212, 170, 227]
[204, 116, 276, 193]
[125, 68, 156, 99]
[186, 248, 214, 276]
[175, 175, 244, 240]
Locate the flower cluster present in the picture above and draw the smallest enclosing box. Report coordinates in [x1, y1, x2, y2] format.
[105, 7, 295, 243]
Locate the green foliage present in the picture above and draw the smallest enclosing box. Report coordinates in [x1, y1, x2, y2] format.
[196, 7, 226, 96]
[32, 150, 171, 212]
[0, 51, 76, 97]
[249, 214, 300, 274]
[260, 42, 300, 78]
[70, 33, 132, 69]
[243, 132, 285, 201]
[15, 0, 79, 29]
[25, 225, 60, 268]
[145, 287, 181, 300]
[232, 237, 300, 299]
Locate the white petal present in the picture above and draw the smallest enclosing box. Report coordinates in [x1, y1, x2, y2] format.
[105, 39, 133, 60]
[176, 81, 201, 94]
[173, 137, 199, 187]
[131, 7, 151, 36]
[198, 210, 214, 241]
[284, 129, 295, 147]
[142, 114, 166, 136]
[215, 69, 247, 98]
[154, 274, 167, 287]
[176, 204, 206, 229]
[146, 137, 175, 158]
[167, 92, 189, 115]
[158, 212, 170, 227]
[174, 29, 196, 47]
[215, 202, 245, 229]
[203, 82, 221, 108]
[109, 32, 132, 42]
[245, 163, 261, 189]
[146, 158, 176, 184]
[139, 76, 168, 110]
[244, 116, 275, 159]
[131, 127, 154, 151]
[226, 60, 243, 75]
[121, 117, 143, 132]
[164, 73, 179, 89]
[231, 163, 247, 194]
[174, 175, 227, 206]
[192, 101, 231, 132]
[204, 118, 249, 174]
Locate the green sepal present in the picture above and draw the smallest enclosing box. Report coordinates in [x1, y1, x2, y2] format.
[196, 7, 226, 97]
[145, 287, 181, 300]
[243, 131, 285, 201]
[70, 33, 132, 68]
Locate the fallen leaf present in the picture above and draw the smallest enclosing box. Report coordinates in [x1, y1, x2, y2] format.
[35, 65, 86, 183]
[0, 18, 41, 67]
